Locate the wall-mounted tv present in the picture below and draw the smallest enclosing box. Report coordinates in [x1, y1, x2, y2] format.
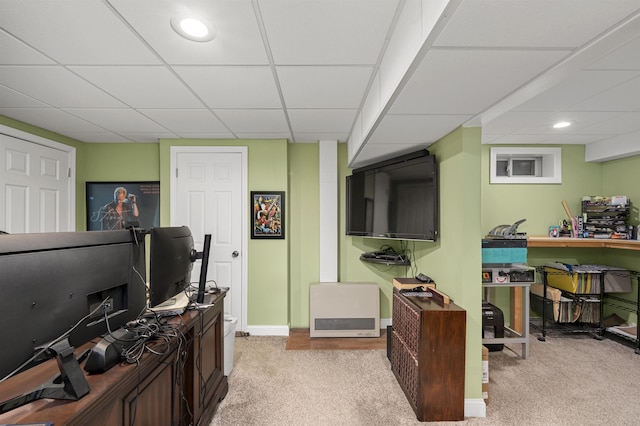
[346, 150, 438, 241]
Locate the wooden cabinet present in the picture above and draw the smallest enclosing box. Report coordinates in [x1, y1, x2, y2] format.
[391, 288, 466, 422]
[0, 293, 228, 426]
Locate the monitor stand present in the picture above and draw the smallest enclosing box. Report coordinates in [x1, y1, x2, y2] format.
[0, 338, 90, 414]
[148, 292, 190, 316]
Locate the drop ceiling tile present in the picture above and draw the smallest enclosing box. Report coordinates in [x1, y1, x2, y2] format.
[0, 0, 160, 64]
[288, 109, 356, 133]
[580, 112, 640, 135]
[0, 31, 55, 65]
[293, 133, 348, 143]
[70, 66, 204, 109]
[259, 0, 400, 65]
[61, 132, 134, 143]
[390, 49, 569, 115]
[514, 70, 640, 111]
[171, 132, 236, 140]
[0, 86, 49, 108]
[234, 133, 292, 140]
[139, 109, 227, 133]
[0, 66, 126, 108]
[214, 109, 290, 133]
[571, 75, 640, 111]
[63, 108, 169, 133]
[117, 132, 178, 143]
[434, 0, 640, 48]
[277, 66, 373, 108]
[0, 107, 109, 134]
[174, 66, 281, 108]
[109, 0, 269, 65]
[587, 34, 640, 70]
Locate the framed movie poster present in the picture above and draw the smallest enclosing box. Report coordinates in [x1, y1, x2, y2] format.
[251, 191, 284, 239]
[86, 181, 160, 231]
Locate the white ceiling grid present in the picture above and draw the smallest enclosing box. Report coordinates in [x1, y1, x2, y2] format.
[0, 0, 639, 167]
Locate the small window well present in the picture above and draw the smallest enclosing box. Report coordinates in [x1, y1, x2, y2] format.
[490, 147, 561, 184]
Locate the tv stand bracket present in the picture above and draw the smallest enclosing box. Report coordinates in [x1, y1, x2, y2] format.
[0, 338, 90, 414]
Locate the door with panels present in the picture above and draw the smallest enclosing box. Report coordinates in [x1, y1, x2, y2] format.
[0, 130, 73, 234]
[172, 146, 247, 331]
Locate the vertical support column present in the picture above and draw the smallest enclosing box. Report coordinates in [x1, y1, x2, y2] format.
[319, 140, 338, 283]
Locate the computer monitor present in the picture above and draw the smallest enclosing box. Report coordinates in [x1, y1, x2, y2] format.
[148, 226, 196, 308]
[0, 229, 146, 382]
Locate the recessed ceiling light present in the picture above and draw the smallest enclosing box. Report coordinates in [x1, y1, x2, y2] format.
[171, 15, 216, 42]
[553, 121, 573, 129]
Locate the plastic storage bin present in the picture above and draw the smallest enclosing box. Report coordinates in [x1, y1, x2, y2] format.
[224, 315, 237, 376]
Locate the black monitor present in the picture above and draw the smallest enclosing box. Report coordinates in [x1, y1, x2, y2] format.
[148, 226, 196, 308]
[0, 229, 146, 382]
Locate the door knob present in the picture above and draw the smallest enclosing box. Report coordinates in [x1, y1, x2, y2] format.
[232, 251, 239, 258]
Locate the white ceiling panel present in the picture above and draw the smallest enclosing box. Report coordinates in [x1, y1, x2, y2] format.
[277, 66, 373, 108]
[288, 109, 356, 134]
[63, 109, 169, 133]
[0, 31, 54, 65]
[258, 0, 400, 65]
[570, 75, 640, 111]
[1, 1, 640, 165]
[435, 0, 640, 48]
[0, 107, 108, 133]
[390, 49, 570, 115]
[513, 70, 640, 112]
[213, 109, 290, 134]
[62, 132, 136, 143]
[0, 66, 126, 108]
[174, 66, 281, 108]
[0, 86, 49, 108]
[0, 0, 160, 65]
[234, 133, 291, 141]
[581, 112, 640, 135]
[70, 66, 205, 109]
[139, 109, 228, 133]
[587, 34, 640, 70]
[109, 0, 269, 65]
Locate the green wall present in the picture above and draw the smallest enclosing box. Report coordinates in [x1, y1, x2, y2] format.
[481, 144, 640, 325]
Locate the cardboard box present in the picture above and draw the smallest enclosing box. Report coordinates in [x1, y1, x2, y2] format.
[482, 345, 489, 405]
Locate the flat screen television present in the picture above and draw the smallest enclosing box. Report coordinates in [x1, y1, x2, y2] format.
[346, 150, 438, 241]
[0, 229, 146, 382]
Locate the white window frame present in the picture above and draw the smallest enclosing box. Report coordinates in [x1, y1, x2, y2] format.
[490, 147, 561, 184]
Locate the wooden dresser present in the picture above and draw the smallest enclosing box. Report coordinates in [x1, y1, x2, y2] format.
[391, 287, 466, 422]
[0, 292, 227, 426]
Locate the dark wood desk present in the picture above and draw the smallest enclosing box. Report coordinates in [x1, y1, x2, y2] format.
[0, 292, 227, 426]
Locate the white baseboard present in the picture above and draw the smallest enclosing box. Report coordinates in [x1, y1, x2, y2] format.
[465, 398, 487, 418]
[381, 317, 392, 328]
[247, 325, 290, 336]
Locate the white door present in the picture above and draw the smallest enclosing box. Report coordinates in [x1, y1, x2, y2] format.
[171, 146, 247, 332]
[0, 131, 73, 233]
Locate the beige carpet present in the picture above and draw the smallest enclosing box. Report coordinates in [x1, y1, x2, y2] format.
[210, 333, 640, 426]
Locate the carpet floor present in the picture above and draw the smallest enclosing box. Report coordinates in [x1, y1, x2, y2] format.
[210, 331, 640, 426]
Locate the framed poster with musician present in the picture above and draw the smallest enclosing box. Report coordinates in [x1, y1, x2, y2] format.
[86, 181, 160, 231]
[251, 191, 284, 239]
